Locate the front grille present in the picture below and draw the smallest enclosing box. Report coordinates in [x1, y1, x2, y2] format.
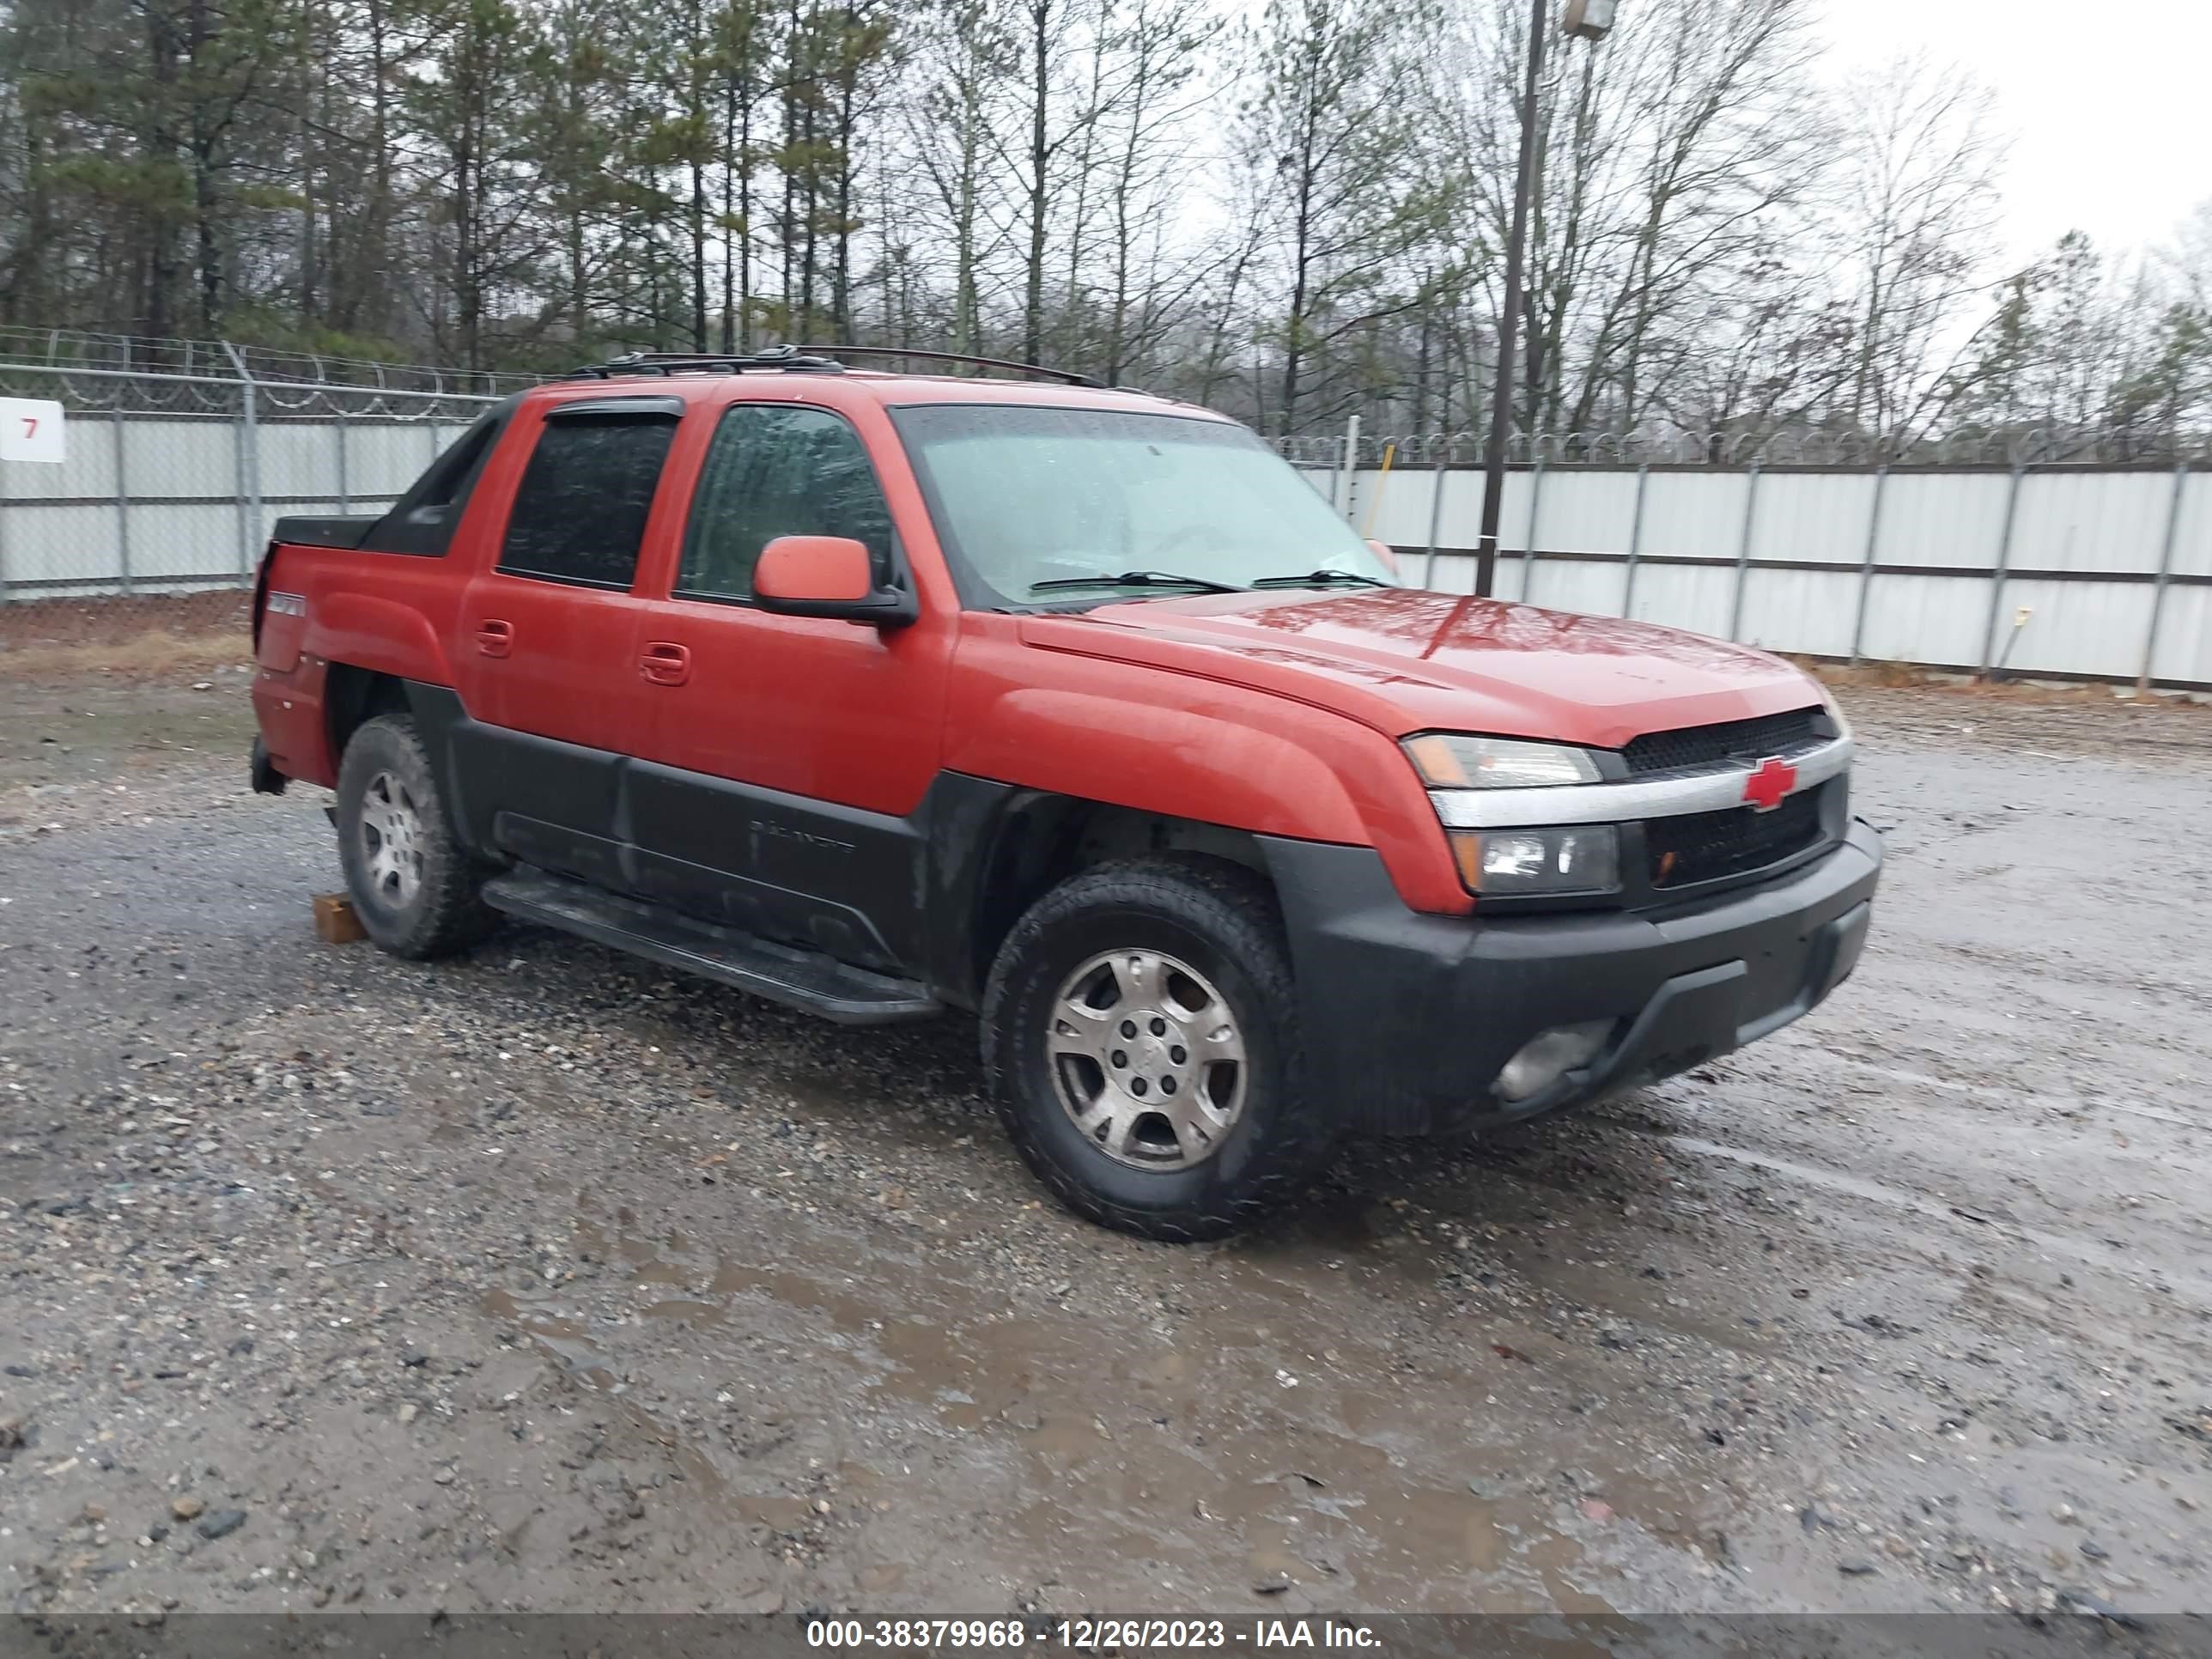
[1622, 707, 1823, 775]
[1646, 788, 1824, 889]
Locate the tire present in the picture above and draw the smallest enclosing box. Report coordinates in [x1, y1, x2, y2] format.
[334, 712, 498, 960]
[981, 855, 1332, 1241]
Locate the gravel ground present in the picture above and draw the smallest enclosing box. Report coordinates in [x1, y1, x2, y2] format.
[1, 672, 2208, 1623]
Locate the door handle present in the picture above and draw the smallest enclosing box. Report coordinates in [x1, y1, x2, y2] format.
[475, 618, 514, 658]
[641, 641, 691, 686]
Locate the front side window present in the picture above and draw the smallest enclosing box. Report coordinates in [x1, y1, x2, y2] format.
[498, 413, 678, 587]
[678, 404, 894, 602]
[890, 404, 1395, 607]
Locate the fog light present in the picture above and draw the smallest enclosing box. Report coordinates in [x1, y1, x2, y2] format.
[1494, 1021, 1613, 1103]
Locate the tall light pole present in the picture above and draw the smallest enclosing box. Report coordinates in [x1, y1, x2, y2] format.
[1474, 0, 1615, 598]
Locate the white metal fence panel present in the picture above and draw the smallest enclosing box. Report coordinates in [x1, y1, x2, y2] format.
[0, 411, 494, 603]
[129, 419, 240, 501]
[1992, 580, 2158, 678]
[1311, 460, 2208, 690]
[1525, 556, 1626, 617]
[2010, 471, 2178, 574]
[352, 422, 446, 499]
[1750, 471, 1881, 567]
[258, 422, 341, 499]
[4, 368, 2208, 692]
[1873, 472, 2005, 568]
[9, 424, 120, 500]
[1350, 470, 1441, 548]
[2152, 588, 2212, 684]
[1861, 573, 2005, 669]
[1632, 471, 1755, 561]
[1736, 568, 1863, 660]
[1533, 468, 1639, 556]
[2171, 473, 2212, 579]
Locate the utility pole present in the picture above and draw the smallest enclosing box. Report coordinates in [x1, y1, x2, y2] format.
[1474, 0, 1615, 598]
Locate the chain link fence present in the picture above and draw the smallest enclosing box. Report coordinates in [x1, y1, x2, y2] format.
[1269, 424, 2212, 470]
[4, 332, 2207, 690]
[0, 331, 520, 659]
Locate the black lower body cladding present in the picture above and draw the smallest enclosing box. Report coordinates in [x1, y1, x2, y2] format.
[1262, 821, 1884, 1137]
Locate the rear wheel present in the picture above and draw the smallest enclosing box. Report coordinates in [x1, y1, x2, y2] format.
[335, 713, 496, 959]
[982, 856, 1330, 1241]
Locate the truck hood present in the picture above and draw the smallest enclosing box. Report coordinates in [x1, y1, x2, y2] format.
[1018, 588, 1823, 749]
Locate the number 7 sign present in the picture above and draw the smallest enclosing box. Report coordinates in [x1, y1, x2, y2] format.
[0, 398, 66, 464]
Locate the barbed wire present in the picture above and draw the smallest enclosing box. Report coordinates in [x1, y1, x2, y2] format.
[0, 326, 539, 394]
[0, 328, 531, 420]
[1268, 426, 2212, 468]
[5, 331, 2206, 465]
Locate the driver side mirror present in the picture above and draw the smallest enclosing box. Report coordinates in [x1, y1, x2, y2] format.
[754, 535, 917, 628]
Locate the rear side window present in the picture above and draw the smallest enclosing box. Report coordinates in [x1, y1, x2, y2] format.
[498, 413, 678, 587]
[678, 404, 892, 602]
[358, 405, 511, 556]
[414, 417, 499, 507]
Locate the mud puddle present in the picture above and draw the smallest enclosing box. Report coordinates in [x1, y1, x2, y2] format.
[450, 1194, 1788, 1612]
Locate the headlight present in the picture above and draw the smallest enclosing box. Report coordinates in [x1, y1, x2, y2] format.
[1820, 692, 1853, 745]
[1449, 825, 1620, 896]
[1403, 733, 1600, 789]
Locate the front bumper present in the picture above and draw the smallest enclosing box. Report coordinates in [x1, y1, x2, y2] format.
[1261, 819, 1883, 1136]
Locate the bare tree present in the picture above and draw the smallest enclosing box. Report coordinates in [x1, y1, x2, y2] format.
[1820, 52, 2002, 440]
[902, 0, 1014, 356]
[1077, 0, 1212, 383]
[1232, 0, 1439, 434]
[1421, 0, 1829, 441]
[3, 0, 2199, 448]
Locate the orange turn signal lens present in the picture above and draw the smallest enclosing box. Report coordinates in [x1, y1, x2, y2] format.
[1402, 733, 1601, 789]
[1405, 733, 1474, 787]
[1449, 830, 1486, 890]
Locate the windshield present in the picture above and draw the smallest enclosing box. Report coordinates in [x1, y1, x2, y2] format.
[890, 404, 1397, 606]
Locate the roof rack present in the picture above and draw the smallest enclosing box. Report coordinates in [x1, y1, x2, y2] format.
[565, 341, 1106, 388]
[563, 344, 846, 380]
[798, 344, 1101, 387]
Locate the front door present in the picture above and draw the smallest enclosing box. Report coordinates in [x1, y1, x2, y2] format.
[452, 399, 682, 885]
[626, 400, 956, 972]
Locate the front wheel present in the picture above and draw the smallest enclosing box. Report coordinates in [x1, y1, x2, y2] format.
[981, 856, 1331, 1241]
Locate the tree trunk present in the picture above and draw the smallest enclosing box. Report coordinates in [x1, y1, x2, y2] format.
[357, 0, 396, 337]
[1023, 0, 1049, 365]
[721, 71, 738, 352]
[738, 89, 755, 350]
[690, 151, 709, 349]
[1279, 132, 1317, 434]
[799, 58, 819, 330]
[142, 3, 183, 342]
[298, 0, 318, 326]
[187, 0, 222, 336]
[454, 24, 483, 372]
[833, 53, 856, 337]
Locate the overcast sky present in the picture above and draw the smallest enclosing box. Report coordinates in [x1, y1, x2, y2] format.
[1816, 0, 2210, 268]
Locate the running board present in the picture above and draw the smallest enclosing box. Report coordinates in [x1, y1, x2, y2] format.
[481, 868, 942, 1026]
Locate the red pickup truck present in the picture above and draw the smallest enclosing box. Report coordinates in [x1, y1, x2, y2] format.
[248, 348, 1881, 1239]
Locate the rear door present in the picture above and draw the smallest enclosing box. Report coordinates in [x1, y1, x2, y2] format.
[625, 398, 957, 972]
[452, 396, 684, 886]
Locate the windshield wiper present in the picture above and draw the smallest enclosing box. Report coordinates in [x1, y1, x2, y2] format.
[1030, 569, 1248, 595]
[1249, 568, 1394, 589]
